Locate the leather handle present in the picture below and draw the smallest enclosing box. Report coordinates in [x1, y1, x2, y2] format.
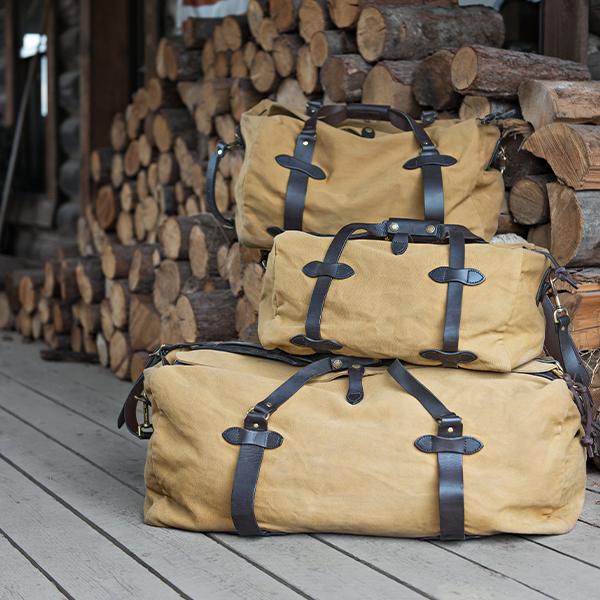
[206, 141, 236, 229]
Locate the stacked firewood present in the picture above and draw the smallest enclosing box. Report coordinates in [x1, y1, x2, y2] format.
[3, 2, 600, 388]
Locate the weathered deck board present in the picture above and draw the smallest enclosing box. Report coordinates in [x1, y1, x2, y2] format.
[1, 337, 599, 600]
[0, 533, 69, 600]
[314, 534, 548, 600]
[0, 459, 183, 600]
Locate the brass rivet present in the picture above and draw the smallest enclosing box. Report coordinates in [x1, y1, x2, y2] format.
[217, 149, 223, 155]
[302, 140, 309, 146]
[447, 427, 454, 433]
[332, 359, 343, 369]
[365, 128, 373, 133]
[352, 363, 361, 369]
[426, 225, 435, 233]
[389, 222, 399, 232]
[266, 403, 272, 408]
[253, 423, 259, 428]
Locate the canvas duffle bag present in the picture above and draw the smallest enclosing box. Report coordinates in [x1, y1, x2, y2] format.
[206, 100, 505, 249]
[258, 218, 567, 372]
[118, 341, 594, 541]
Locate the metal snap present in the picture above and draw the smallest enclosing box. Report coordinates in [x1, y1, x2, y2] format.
[426, 225, 435, 233]
[332, 359, 343, 369]
[447, 427, 454, 433]
[389, 222, 399, 232]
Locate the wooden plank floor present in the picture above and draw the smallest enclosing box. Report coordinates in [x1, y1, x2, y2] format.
[1, 336, 599, 599]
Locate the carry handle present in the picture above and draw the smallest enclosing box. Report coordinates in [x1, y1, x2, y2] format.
[206, 140, 239, 229]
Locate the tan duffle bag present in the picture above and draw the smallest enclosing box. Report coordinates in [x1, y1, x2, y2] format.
[258, 219, 560, 372]
[206, 100, 505, 249]
[118, 342, 592, 540]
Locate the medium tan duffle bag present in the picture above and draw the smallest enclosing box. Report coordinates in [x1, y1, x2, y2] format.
[258, 219, 558, 372]
[118, 342, 591, 540]
[206, 100, 505, 249]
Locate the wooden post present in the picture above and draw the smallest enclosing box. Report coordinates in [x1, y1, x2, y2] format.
[80, 0, 130, 212]
[542, 0, 588, 64]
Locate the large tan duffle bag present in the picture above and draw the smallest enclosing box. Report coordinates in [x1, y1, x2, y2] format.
[119, 343, 588, 540]
[206, 101, 505, 249]
[258, 220, 554, 372]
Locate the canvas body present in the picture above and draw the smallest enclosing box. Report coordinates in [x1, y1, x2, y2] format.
[143, 349, 586, 538]
[258, 233, 551, 371]
[234, 100, 504, 248]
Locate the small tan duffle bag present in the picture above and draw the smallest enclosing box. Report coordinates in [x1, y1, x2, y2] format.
[258, 219, 557, 372]
[206, 101, 505, 249]
[118, 342, 592, 540]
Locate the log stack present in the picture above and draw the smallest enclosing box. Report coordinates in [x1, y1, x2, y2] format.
[3, 3, 600, 386]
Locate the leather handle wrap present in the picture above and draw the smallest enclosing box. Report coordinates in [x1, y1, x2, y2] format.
[206, 141, 235, 228]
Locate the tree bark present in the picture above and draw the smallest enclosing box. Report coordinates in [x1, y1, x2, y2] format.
[109, 330, 132, 380]
[153, 108, 196, 153]
[273, 34, 304, 77]
[129, 244, 160, 294]
[320, 54, 370, 102]
[357, 6, 504, 63]
[507, 175, 554, 226]
[182, 17, 221, 49]
[176, 290, 237, 342]
[412, 48, 461, 111]
[102, 244, 138, 280]
[310, 30, 357, 68]
[129, 294, 161, 351]
[451, 45, 590, 100]
[76, 257, 104, 304]
[361, 60, 421, 116]
[547, 183, 600, 267]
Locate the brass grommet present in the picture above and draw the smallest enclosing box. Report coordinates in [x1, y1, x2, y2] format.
[332, 359, 343, 369]
[426, 225, 436, 234]
[389, 222, 399, 232]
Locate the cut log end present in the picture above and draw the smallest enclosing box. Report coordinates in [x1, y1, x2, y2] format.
[450, 46, 478, 91]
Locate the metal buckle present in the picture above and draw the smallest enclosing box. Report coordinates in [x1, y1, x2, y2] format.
[247, 405, 270, 420]
[150, 343, 169, 357]
[135, 392, 153, 438]
[549, 277, 569, 323]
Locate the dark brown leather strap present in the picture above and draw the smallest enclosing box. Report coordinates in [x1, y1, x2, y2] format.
[295, 220, 483, 353]
[420, 229, 482, 368]
[280, 103, 454, 232]
[387, 359, 481, 541]
[206, 141, 237, 228]
[227, 355, 380, 536]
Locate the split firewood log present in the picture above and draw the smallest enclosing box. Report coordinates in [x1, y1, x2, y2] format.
[297, 45, 321, 95]
[222, 15, 250, 52]
[102, 244, 138, 280]
[451, 45, 590, 100]
[109, 330, 132, 380]
[507, 175, 554, 226]
[298, 0, 331, 43]
[182, 17, 221, 49]
[251, 51, 281, 93]
[129, 294, 161, 351]
[129, 244, 160, 295]
[248, 0, 269, 40]
[310, 30, 357, 68]
[130, 350, 150, 382]
[357, 6, 504, 63]
[522, 124, 600, 190]
[412, 48, 461, 111]
[110, 113, 127, 152]
[148, 76, 184, 111]
[153, 260, 193, 315]
[518, 80, 600, 132]
[157, 37, 203, 81]
[320, 54, 370, 102]
[547, 183, 600, 267]
[153, 108, 196, 153]
[18, 270, 45, 314]
[176, 290, 237, 342]
[361, 60, 421, 117]
[90, 148, 112, 184]
[76, 256, 104, 304]
[270, 0, 302, 32]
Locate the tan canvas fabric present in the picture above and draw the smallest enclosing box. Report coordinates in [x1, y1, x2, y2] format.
[258, 234, 551, 372]
[143, 350, 586, 537]
[234, 100, 505, 249]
